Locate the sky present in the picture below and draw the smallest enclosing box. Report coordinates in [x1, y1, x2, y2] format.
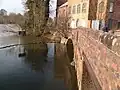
[0, 0, 56, 17]
[50, 0, 57, 18]
[0, 0, 25, 14]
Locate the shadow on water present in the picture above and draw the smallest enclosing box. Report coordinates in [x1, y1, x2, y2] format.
[55, 43, 78, 90]
[23, 44, 48, 72]
[0, 37, 78, 90]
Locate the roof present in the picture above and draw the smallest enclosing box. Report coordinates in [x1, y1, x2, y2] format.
[57, 0, 67, 7]
[59, 2, 68, 8]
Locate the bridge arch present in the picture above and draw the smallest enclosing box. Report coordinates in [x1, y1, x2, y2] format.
[66, 38, 74, 62]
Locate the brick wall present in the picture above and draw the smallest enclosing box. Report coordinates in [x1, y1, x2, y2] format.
[112, 0, 120, 20]
[70, 28, 120, 90]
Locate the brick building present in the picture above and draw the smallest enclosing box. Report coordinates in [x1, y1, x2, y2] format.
[56, 0, 67, 24]
[110, 0, 120, 29]
[57, 2, 69, 35]
[58, 2, 68, 18]
[58, 0, 120, 30]
[68, 0, 98, 28]
[57, 0, 67, 7]
[96, 0, 120, 30]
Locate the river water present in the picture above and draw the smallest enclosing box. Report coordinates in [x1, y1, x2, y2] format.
[0, 36, 78, 90]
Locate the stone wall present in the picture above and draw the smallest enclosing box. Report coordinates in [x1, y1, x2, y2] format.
[70, 28, 120, 90]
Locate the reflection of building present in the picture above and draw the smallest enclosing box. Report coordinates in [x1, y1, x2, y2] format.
[0, 9, 7, 16]
[68, 0, 98, 28]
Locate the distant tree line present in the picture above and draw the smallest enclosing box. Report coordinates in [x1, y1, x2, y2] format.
[0, 13, 25, 27]
[0, 0, 71, 38]
[0, 0, 50, 36]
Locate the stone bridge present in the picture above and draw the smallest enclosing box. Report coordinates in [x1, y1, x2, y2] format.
[63, 28, 120, 90]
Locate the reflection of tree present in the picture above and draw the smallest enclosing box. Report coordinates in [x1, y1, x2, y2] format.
[24, 44, 48, 72]
[6, 46, 17, 56]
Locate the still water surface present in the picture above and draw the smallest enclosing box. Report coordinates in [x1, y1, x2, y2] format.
[0, 36, 78, 90]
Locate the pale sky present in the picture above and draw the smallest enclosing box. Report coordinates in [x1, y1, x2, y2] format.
[0, 0, 56, 17]
[0, 0, 24, 14]
[50, 0, 57, 18]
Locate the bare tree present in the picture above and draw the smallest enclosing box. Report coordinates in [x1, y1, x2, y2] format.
[56, 16, 71, 38]
[0, 12, 25, 25]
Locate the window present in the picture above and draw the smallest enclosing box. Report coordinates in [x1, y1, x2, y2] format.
[82, 3, 87, 13]
[76, 19, 80, 27]
[118, 22, 120, 29]
[99, 1, 104, 13]
[108, 19, 112, 29]
[109, 2, 114, 12]
[77, 4, 81, 13]
[69, 6, 71, 14]
[72, 5, 76, 14]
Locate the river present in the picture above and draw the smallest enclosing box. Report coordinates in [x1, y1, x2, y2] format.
[0, 36, 78, 90]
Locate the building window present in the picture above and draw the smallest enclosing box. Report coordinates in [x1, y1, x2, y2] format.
[77, 4, 81, 13]
[118, 22, 120, 29]
[99, 1, 104, 13]
[108, 19, 112, 29]
[109, 2, 114, 13]
[76, 19, 80, 27]
[71, 19, 76, 28]
[69, 6, 71, 14]
[72, 5, 76, 14]
[82, 3, 87, 13]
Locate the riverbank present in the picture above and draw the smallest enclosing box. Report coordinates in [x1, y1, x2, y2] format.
[42, 33, 61, 43]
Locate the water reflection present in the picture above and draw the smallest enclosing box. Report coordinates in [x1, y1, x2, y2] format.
[24, 44, 48, 72]
[0, 37, 78, 90]
[55, 43, 78, 90]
